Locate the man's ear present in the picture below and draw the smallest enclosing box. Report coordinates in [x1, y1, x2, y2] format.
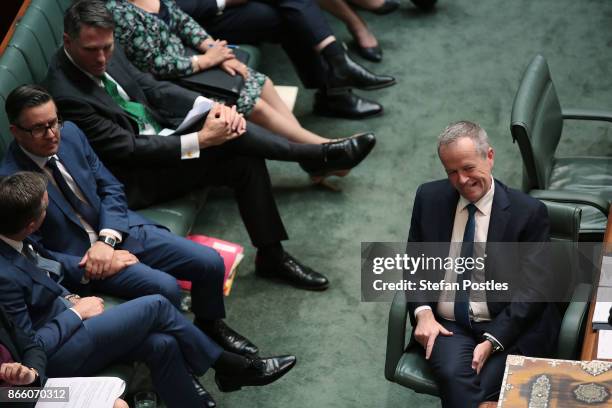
[63, 32, 72, 49]
[24, 218, 38, 236]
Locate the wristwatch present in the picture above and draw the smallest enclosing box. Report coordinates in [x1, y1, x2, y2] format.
[98, 235, 117, 248]
[482, 334, 503, 353]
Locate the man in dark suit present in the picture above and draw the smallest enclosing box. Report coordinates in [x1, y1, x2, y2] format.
[176, 0, 395, 118]
[406, 121, 560, 407]
[1, 84, 276, 359]
[40, 1, 375, 291]
[0, 304, 46, 408]
[0, 171, 296, 408]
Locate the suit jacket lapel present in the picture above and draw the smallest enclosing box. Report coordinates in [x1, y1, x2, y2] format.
[56, 144, 98, 210]
[0, 241, 63, 295]
[438, 183, 460, 242]
[57, 50, 127, 119]
[487, 180, 511, 242]
[9, 143, 88, 230]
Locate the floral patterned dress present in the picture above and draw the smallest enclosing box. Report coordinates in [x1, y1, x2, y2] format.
[107, 0, 266, 115]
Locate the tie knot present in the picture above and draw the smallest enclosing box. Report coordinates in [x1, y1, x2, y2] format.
[466, 203, 477, 216]
[47, 156, 59, 168]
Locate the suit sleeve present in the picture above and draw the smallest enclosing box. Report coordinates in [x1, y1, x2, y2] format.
[55, 97, 183, 163]
[485, 202, 552, 348]
[0, 308, 47, 385]
[28, 233, 87, 284]
[0, 273, 83, 357]
[406, 185, 430, 322]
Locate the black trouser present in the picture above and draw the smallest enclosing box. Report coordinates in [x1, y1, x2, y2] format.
[177, 0, 334, 88]
[113, 124, 293, 248]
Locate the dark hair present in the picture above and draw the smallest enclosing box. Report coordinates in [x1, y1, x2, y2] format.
[64, 0, 115, 39]
[5, 84, 54, 124]
[0, 172, 48, 235]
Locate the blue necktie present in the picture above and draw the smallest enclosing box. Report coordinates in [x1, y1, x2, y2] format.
[454, 203, 477, 328]
[47, 157, 99, 230]
[23, 243, 64, 284]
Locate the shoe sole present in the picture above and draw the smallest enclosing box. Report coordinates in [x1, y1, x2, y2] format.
[313, 105, 384, 120]
[355, 78, 397, 91]
[255, 270, 330, 291]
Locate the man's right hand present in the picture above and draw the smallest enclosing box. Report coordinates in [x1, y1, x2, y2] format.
[198, 103, 244, 148]
[414, 309, 453, 359]
[72, 296, 105, 320]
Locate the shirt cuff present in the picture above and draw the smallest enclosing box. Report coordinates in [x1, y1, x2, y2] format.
[99, 229, 122, 243]
[414, 305, 432, 319]
[483, 332, 504, 350]
[180, 133, 200, 160]
[69, 308, 83, 321]
[216, 0, 226, 12]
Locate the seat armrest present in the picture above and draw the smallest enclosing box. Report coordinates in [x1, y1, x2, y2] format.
[530, 190, 609, 216]
[557, 283, 592, 359]
[385, 290, 411, 381]
[562, 109, 612, 122]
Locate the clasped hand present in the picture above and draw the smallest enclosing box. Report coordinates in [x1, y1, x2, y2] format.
[79, 242, 139, 280]
[198, 103, 246, 148]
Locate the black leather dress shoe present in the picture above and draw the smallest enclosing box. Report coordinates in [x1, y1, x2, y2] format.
[299, 132, 376, 177]
[411, 0, 437, 10]
[215, 355, 297, 392]
[313, 90, 383, 119]
[372, 0, 400, 14]
[192, 376, 217, 407]
[256, 253, 329, 290]
[327, 52, 395, 90]
[195, 319, 259, 356]
[352, 42, 383, 63]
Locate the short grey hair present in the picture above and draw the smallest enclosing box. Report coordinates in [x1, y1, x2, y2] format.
[437, 121, 490, 158]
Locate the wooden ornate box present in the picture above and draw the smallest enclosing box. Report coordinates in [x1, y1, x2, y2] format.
[498, 355, 612, 407]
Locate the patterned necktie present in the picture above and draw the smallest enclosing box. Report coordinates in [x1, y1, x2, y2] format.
[454, 203, 477, 328]
[22, 243, 64, 284]
[101, 76, 162, 133]
[46, 157, 99, 230]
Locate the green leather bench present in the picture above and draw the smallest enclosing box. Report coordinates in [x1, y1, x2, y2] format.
[0, 0, 261, 400]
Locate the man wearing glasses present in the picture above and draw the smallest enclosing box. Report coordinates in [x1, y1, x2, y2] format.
[0, 84, 272, 370]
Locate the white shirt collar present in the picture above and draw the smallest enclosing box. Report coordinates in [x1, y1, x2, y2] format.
[457, 175, 495, 216]
[0, 234, 24, 254]
[64, 47, 106, 87]
[20, 146, 56, 170]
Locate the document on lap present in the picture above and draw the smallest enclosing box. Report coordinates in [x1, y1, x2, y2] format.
[35, 377, 125, 408]
[163, 99, 214, 136]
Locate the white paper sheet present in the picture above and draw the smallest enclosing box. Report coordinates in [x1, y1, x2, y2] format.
[599, 256, 612, 287]
[597, 330, 612, 359]
[173, 99, 213, 135]
[35, 377, 125, 408]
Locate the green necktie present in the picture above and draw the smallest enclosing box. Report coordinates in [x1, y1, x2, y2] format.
[102, 76, 162, 133]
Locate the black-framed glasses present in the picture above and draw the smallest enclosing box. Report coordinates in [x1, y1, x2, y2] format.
[15, 117, 63, 138]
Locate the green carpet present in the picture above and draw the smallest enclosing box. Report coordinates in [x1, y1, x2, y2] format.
[191, 0, 612, 406]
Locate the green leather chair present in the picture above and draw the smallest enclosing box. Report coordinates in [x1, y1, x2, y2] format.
[510, 54, 612, 241]
[30, 0, 65, 46]
[384, 201, 592, 398]
[17, 6, 61, 63]
[7, 25, 49, 83]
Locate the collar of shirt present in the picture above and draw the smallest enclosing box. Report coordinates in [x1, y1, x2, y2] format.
[20, 146, 55, 170]
[64, 47, 106, 87]
[457, 175, 495, 216]
[0, 235, 23, 254]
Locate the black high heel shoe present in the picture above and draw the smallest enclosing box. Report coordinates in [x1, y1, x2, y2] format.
[351, 41, 383, 62]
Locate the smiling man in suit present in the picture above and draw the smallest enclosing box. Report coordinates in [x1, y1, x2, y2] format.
[406, 121, 560, 407]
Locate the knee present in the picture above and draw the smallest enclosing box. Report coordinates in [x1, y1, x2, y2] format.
[145, 333, 181, 357]
[156, 275, 182, 308]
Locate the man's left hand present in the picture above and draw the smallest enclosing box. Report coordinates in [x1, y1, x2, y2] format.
[471, 340, 493, 374]
[0, 363, 37, 385]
